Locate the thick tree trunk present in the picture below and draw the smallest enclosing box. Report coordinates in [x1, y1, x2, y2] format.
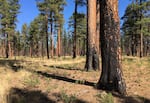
[85, 0, 100, 71]
[73, 0, 77, 59]
[97, 0, 126, 95]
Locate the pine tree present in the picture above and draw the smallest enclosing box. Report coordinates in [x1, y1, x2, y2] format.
[0, 0, 20, 58]
[37, 0, 66, 58]
[21, 23, 28, 56]
[97, 0, 126, 95]
[85, 0, 100, 71]
[122, 0, 150, 57]
[73, 0, 86, 58]
[68, 13, 87, 56]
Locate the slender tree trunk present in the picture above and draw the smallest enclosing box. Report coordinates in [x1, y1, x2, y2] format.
[45, 13, 50, 59]
[6, 33, 9, 58]
[139, 0, 143, 58]
[50, 22, 54, 58]
[73, 0, 77, 58]
[57, 26, 61, 57]
[41, 39, 44, 58]
[97, 0, 126, 95]
[85, 0, 100, 71]
[8, 41, 12, 57]
[30, 47, 32, 57]
[96, 0, 100, 55]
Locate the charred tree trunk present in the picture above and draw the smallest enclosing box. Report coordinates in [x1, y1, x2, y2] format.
[97, 0, 126, 95]
[85, 0, 100, 71]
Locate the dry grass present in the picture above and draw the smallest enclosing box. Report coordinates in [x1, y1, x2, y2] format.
[0, 56, 150, 103]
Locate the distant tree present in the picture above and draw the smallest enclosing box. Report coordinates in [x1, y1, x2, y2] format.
[37, 0, 66, 58]
[73, 0, 86, 58]
[121, 0, 150, 57]
[68, 13, 87, 56]
[97, 0, 126, 95]
[62, 29, 67, 56]
[21, 23, 28, 56]
[28, 18, 41, 57]
[0, 0, 20, 58]
[37, 0, 49, 59]
[0, 0, 10, 58]
[13, 31, 21, 56]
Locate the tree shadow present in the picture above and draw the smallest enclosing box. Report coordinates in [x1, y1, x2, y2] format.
[7, 88, 55, 103]
[112, 92, 150, 103]
[7, 88, 89, 103]
[0, 59, 23, 72]
[44, 65, 85, 72]
[123, 96, 150, 103]
[35, 70, 95, 87]
[52, 93, 88, 103]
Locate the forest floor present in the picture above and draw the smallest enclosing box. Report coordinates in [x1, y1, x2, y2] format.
[0, 56, 150, 103]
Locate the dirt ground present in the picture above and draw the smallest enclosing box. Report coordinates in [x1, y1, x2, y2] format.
[0, 56, 150, 103]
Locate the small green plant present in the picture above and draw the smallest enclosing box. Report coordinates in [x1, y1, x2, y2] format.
[46, 86, 52, 93]
[62, 72, 68, 77]
[60, 91, 76, 103]
[75, 80, 86, 84]
[96, 92, 114, 103]
[23, 76, 40, 87]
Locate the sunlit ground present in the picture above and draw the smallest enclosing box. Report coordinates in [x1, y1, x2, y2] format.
[0, 56, 149, 103]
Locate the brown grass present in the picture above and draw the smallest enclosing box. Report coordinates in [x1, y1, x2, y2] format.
[0, 56, 150, 103]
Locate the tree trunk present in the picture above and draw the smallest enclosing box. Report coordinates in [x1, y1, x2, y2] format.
[96, 0, 100, 55]
[46, 13, 50, 59]
[97, 0, 126, 95]
[6, 33, 9, 58]
[8, 41, 12, 57]
[85, 0, 100, 71]
[41, 39, 44, 58]
[139, 0, 143, 58]
[73, 0, 77, 59]
[50, 22, 54, 58]
[57, 26, 61, 57]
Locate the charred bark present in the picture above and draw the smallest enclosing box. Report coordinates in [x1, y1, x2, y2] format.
[97, 0, 126, 95]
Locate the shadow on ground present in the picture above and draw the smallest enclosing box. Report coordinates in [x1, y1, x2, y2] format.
[0, 59, 23, 72]
[1, 59, 150, 103]
[112, 92, 150, 103]
[44, 65, 84, 71]
[36, 70, 95, 87]
[7, 88, 88, 103]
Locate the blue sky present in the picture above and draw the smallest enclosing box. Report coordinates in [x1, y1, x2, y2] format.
[16, 0, 131, 31]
